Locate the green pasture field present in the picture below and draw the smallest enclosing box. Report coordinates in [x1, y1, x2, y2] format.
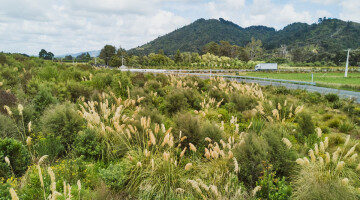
[239, 71, 360, 91]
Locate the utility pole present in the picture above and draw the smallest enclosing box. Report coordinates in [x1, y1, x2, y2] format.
[345, 49, 350, 77]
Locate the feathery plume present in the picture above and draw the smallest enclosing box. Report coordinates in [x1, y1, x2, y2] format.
[324, 137, 329, 149]
[335, 161, 345, 172]
[316, 127, 322, 138]
[282, 138, 292, 149]
[26, 137, 32, 146]
[189, 143, 197, 152]
[187, 179, 202, 194]
[309, 149, 316, 162]
[38, 155, 48, 165]
[151, 159, 155, 171]
[341, 178, 349, 185]
[9, 188, 19, 200]
[320, 142, 325, 153]
[149, 130, 156, 145]
[180, 147, 187, 158]
[332, 148, 341, 163]
[344, 135, 350, 147]
[303, 157, 310, 165]
[136, 162, 142, 168]
[252, 186, 261, 196]
[185, 163, 192, 171]
[314, 143, 319, 156]
[210, 185, 219, 197]
[233, 157, 239, 173]
[205, 137, 212, 143]
[5, 156, 10, 167]
[344, 143, 358, 159]
[28, 121, 32, 132]
[163, 152, 170, 161]
[228, 151, 233, 159]
[325, 152, 330, 164]
[4, 105, 12, 116]
[296, 158, 305, 165]
[175, 188, 185, 194]
[47, 167, 56, 193]
[17, 104, 23, 116]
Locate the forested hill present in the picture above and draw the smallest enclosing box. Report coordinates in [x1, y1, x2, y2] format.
[129, 18, 360, 55]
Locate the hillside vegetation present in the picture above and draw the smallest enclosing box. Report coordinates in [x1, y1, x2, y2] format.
[129, 18, 360, 55]
[1, 54, 360, 199]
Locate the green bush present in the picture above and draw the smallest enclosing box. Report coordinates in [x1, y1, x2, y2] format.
[296, 112, 315, 136]
[164, 89, 189, 115]
[199, 121, 224, 146]
[92, 72, 113, 90]
[100, 161, 130, 190]
[173, 112, 201, 146]
[325, 93, 339, 102]
[255, 165, 292, 200]
[0, 90, 17, 114]
[34, 133, 65, 162]
[32, 86, 57, 114]
[0, 138, 30, 178]
[233, 133, 268, 187]
[228, 93, 257, 112]
[262, 124, 297, 178]
[40, 102, 85, 150]
[111, 72, 133, 98]
[74, 129, 105, 160]
[339, 121, 355, 133]
[0, 114, 17, 139]
[67, 81, 92, 101]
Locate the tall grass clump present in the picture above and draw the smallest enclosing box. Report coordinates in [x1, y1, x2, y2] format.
[292, 136, 360, 199]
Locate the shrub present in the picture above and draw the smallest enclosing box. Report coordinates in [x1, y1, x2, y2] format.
[173, 112, 201, 146]
[339, 121, 355, 133]
[67, 81, 92, 101]
[0, 138, 30, 178]
[92, 72, 113, 90]
[262, 124, 297, 178]
[0, 90, 17, 114]
[255, 164, 292, 200]
[228, 93, 257, 112]
[325, 93, 339, 102]
[296, 112, 315, 136]
[34, 133, 65, 162]
[32, 86, 57, 114]
[40, 102, 85, 150]
[233, 133, 269, 187]
[74, 129, 105, 160]
[100, 161, 130, 190]
[164, 89, 189, 115]
[111, 72, 133, 98]
[199, 121, 224, 146]
[0, 114, 17, 139]
[209, 88, 229, 103]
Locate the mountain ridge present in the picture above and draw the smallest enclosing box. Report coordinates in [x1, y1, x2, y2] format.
[128, 18, 360, 55]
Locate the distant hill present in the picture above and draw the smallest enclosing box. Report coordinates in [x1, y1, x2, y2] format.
[129, 18, 360, 55]
[56, 50, 100, 58]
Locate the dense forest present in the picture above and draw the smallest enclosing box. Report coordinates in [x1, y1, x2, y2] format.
[129, 18, 360, 56]
[1, 53, 360, 199]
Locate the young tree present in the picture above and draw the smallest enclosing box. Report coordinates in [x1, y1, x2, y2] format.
[174, 49, 182, 63]
[245, 37, 263, 60]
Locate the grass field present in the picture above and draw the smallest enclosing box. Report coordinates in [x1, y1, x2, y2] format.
[239, 72, 360, 91]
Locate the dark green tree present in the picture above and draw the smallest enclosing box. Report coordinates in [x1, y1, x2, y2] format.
[174, 49, 182, 63]
[99, 45, 116, 65]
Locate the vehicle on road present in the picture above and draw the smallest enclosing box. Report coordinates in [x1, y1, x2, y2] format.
[255, 63, 278, 71]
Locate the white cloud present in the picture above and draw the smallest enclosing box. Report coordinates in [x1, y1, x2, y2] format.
[0, 0, 190, 55]
[339, 0, 360, 22]
[0, 0, 360, 55]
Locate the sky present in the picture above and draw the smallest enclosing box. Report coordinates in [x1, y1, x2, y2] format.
[0, 0, 359, 56]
